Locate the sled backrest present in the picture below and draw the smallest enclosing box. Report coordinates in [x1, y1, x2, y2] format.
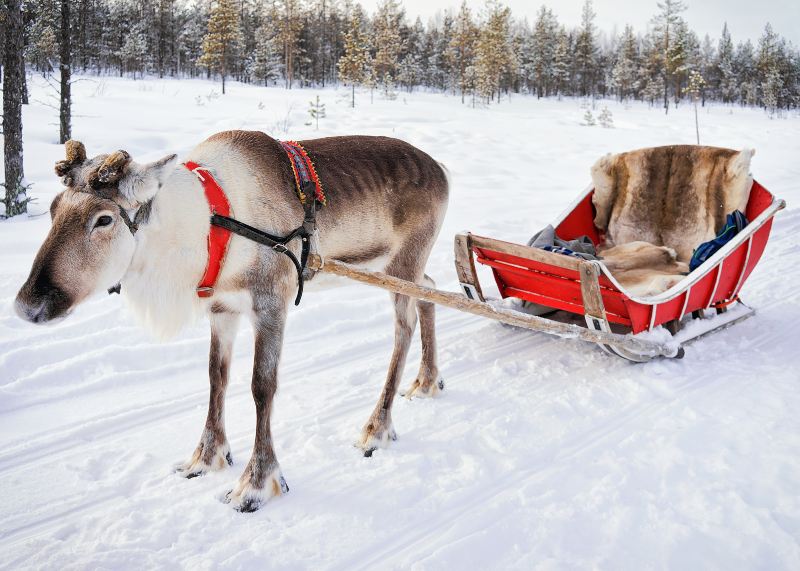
[590, 145, 754, 261]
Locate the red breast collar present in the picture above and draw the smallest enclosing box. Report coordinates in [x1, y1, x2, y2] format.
[186, 143, 325, 300]
[185, 161, 232, 298]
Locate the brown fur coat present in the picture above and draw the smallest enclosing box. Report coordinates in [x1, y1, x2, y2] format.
[590, 145, 754, 296]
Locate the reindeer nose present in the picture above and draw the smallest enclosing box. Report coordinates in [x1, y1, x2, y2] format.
[14, 296, 48, 323]
[14, 282, 71, 324]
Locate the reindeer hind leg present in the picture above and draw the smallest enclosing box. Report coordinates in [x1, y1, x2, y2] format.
[402, 274, 444, 399]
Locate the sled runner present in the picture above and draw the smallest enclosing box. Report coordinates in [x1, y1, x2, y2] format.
[308, 178, 783, 363]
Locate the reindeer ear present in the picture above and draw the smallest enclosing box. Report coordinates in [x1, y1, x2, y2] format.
[119, 153, 178, 204]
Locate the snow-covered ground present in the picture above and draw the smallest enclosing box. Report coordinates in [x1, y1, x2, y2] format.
[1, 75, 799, 570]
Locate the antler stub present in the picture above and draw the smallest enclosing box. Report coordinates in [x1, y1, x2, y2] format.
[91, 150, 131, 189]
[54, 140, 87, 180]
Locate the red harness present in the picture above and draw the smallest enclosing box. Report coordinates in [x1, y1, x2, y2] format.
[186, 142, 324, 300]
[185, 161, 232, 298]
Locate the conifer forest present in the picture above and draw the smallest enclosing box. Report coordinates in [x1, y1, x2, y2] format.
[1, 0, 799, 214]
[3, 0, 799, 111]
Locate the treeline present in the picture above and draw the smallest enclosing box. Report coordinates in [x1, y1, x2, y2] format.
[4, 0, 800, 112]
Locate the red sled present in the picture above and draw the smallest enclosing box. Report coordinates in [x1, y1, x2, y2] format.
[454, 180, 785, 362]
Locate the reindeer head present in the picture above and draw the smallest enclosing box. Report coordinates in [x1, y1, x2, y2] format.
[15, 140, 177, 324]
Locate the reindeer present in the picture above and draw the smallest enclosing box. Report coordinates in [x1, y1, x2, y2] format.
[15, 131, 449, 512]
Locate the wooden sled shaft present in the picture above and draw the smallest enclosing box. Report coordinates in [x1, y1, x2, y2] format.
[307, 254, 681, 359]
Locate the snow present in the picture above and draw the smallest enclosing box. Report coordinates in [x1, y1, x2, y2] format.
[1, 75, 800, 569]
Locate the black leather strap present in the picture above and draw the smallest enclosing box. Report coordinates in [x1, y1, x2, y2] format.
[210, 214, 308, 305]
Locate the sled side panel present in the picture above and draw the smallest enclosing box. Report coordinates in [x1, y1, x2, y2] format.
[555, 191, 602, 245]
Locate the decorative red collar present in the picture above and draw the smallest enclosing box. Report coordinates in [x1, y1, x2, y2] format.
[185, 161, 231, 298]
[279, 141, 326, 205]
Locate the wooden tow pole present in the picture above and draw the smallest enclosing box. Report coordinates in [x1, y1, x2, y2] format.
[307, 255, 681, 359]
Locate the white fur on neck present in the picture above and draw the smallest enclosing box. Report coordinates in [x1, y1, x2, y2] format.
[120, 167, 210, 339]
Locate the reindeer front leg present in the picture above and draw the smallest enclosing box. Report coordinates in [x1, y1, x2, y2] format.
[176, 310, 240, 478]
[224, 296, 289, 512]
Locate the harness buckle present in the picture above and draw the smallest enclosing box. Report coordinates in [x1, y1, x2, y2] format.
[272, 243, 289, 254]
[190, 166, 210, 182]
[196, 286, 214, 297]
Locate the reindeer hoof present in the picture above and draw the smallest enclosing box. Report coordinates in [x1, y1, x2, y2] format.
[402, 376, 445, 399]
[174, 441, 232, 478]
[356, 423, 397, 456]
[223, 468, 288, 512]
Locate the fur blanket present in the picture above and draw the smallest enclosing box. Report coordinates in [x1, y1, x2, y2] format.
[599, 241, 689, 297]
[590, 145, 754, 297]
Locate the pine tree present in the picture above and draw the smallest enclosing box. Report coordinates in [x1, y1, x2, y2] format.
[716, 23, 736, 103]
[117, 23, 149, 79]
[651, 0, 686, 114]
[734, 39, 757, 106]
[611, 24, 639, 101]
[178, 4, 208, 78]
[552, 27, 571, 98]
[398, 17, 425, 92]
[372, 0, 403, 94]
[761, 66, 781, 116]
[448, 1, 478, 104]
[530, 6, 557, 98]
[337, 6, 371, 107]
[274, 0, 303, 89]
[667, 18, 696, 106]
[698, 34, 715, 104]
[27, 0, 59, 74]
[248, 6, 282, 86]
[574, 0, 597, 97]
[598, 106, 613, 127]
[475, 0, 512, 103]
[199, 0, 243, 94]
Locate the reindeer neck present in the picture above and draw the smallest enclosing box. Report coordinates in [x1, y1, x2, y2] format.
[119, 167, 210, 338]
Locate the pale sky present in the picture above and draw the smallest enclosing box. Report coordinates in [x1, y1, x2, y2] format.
[359, 0, 800, 46]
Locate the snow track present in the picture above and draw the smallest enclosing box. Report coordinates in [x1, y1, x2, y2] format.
[1, 76, 799, 569]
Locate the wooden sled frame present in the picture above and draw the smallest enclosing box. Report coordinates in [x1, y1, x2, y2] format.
[305, 181, 783, 363]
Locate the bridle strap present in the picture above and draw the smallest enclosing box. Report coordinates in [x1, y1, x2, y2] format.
[117, 200, 152, 235]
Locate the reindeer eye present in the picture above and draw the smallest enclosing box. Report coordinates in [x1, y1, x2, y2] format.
[95, 215, 113, 228]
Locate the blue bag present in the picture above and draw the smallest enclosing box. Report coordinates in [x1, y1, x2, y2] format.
[689, 210, 748, 271]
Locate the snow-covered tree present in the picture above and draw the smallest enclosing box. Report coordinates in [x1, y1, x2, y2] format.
[528, 7, 559, 98]
[248, 16, 282, 86]
[650, 0, 686, 113]
[552, 27, 571, 98]
[574, 0, 597, 97]
[117, 23, 149, 80]
[611, 24, 639, 101]
[716, 23, 737, 103]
